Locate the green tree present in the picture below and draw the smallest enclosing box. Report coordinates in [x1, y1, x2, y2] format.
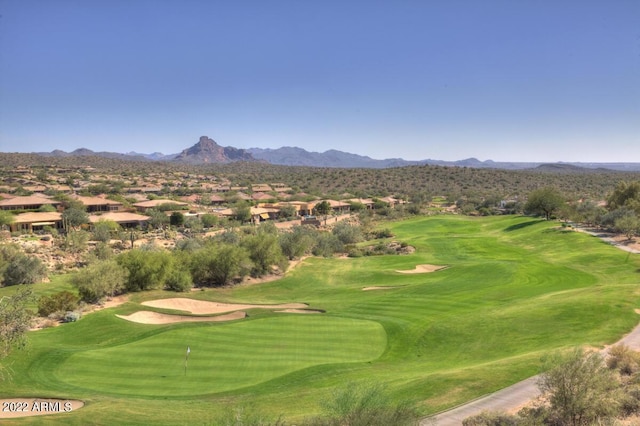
[199, 193, 211, 206]
[71, 259, 127, 303]
[315, 201, 331, 225]
[332, 222, 363, 245]
[279, 226, 317, 260]
[183, 216, 203, 233]
[615, 214, 639, 240]
[0, 211, 14, 231]
[3, 255, 47, 286]
[607, 181, 640, 215]
[575, 200, 605, 226]
[62, 207, 89, 230]
[524, 187, 565, 220]
[165, 266, 193, 292]
[279, 204, 297, 219]
[37, 291, 79, 317]
[92, 219, 120, 243]
[37, 204, 57, 212]
[0, 245, 21, 285]
[146, 208, 169, 230]
[117, 249, 172, 292]
[232, 202, 252, 224]
[347, 201, 365, 212]
[0, 286, 34, 371]
[200, 213, 218, 228]
[312, 233, 344, 257]
[242, 232, 286, 277]
[170, 211, 185, 227]
[190, 243, 250, 287]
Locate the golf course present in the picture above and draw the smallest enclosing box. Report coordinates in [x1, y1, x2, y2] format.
[2, 215, 640, 424]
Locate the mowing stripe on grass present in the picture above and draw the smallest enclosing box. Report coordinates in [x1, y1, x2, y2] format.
[55, 316, 386, 396]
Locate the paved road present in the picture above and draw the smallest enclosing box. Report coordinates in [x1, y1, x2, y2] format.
[423, 321, 640, 425]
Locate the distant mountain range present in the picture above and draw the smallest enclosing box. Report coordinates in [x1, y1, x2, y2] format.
[31, 136, 640, 171]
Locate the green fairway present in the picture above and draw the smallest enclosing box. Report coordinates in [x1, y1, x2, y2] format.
[2, 215, 640, 424]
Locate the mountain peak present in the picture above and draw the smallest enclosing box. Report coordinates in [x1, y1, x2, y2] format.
[172, 136, 255, 164]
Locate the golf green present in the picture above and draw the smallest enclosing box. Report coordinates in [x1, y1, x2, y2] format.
[55, 316, 386, 396]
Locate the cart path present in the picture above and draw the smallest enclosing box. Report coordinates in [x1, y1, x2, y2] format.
[423, 320, 640, 425]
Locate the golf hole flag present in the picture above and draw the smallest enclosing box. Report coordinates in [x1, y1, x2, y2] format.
[184, 346, 191, 375]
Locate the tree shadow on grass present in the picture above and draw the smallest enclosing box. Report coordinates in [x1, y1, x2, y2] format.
[503, 219, 545, 232]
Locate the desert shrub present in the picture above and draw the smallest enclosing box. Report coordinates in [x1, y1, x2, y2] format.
[190, 243, 251, 287]
[374, 228, 393, 239]
[200, 214, 218, 228]
[71, 260, 127, 303]
[462, 410, 519, 426]
[279, 226, 317, 260]
[92, 220, 120, 243]
[607, 345, 640, 376]
[538, 348, 621, 426]
[117, 249, 173, 292]
[242, 232, 286, 277]
[175, 238, 203, 252]
[332, 222, 363, 245]
[3, 255, 47, 286]
[305, 382, 418, 426]
[599, 207, 635, 229]
[312, 233, 344, 258]
[165, 267, 193, 292]
[63, 311, 81, 323]
[170, 211, 185, 227]
[61, 230, 90, 253]
[213, 404, 287, 426]
[39, 319, 59, 329]
[346, 246, 364, 258]
[37, 291, 79, 317]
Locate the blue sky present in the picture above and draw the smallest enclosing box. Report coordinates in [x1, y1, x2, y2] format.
[1, 0, 638, 162]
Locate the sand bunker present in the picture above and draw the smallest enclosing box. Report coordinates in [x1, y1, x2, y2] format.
[363, 286, 403, 291]
[396, 264, 448, 274]
[141, 298, 308, 314]
[275, 309, 324, 314]
[0, 398, 84, 418]
[116, 310, 246, 324]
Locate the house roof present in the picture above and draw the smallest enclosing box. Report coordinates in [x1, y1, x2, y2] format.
[347, 198, 374, 205]
[251, 184, 273, 192]
[251, 193, 275, 200]
[72, 195, 123, 207]
[11, 212, 62, 224]
[89, 212, 150, 223]
[311, 199, 350, 208]
[132, 199, 188, 208]
[0, 195, 61, 208]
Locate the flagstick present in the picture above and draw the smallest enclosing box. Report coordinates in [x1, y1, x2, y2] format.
[184, 346, 190, 376]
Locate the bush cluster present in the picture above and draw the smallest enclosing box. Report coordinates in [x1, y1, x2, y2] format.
[463, 346, 640, 426]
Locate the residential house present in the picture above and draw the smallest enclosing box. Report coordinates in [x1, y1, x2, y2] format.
[0, 195, 62, 211]
[132, 199, 189, 213]
[72, 195, 123, 213]
[9, 212, 63, 233]
[88, 212, 150, 229]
